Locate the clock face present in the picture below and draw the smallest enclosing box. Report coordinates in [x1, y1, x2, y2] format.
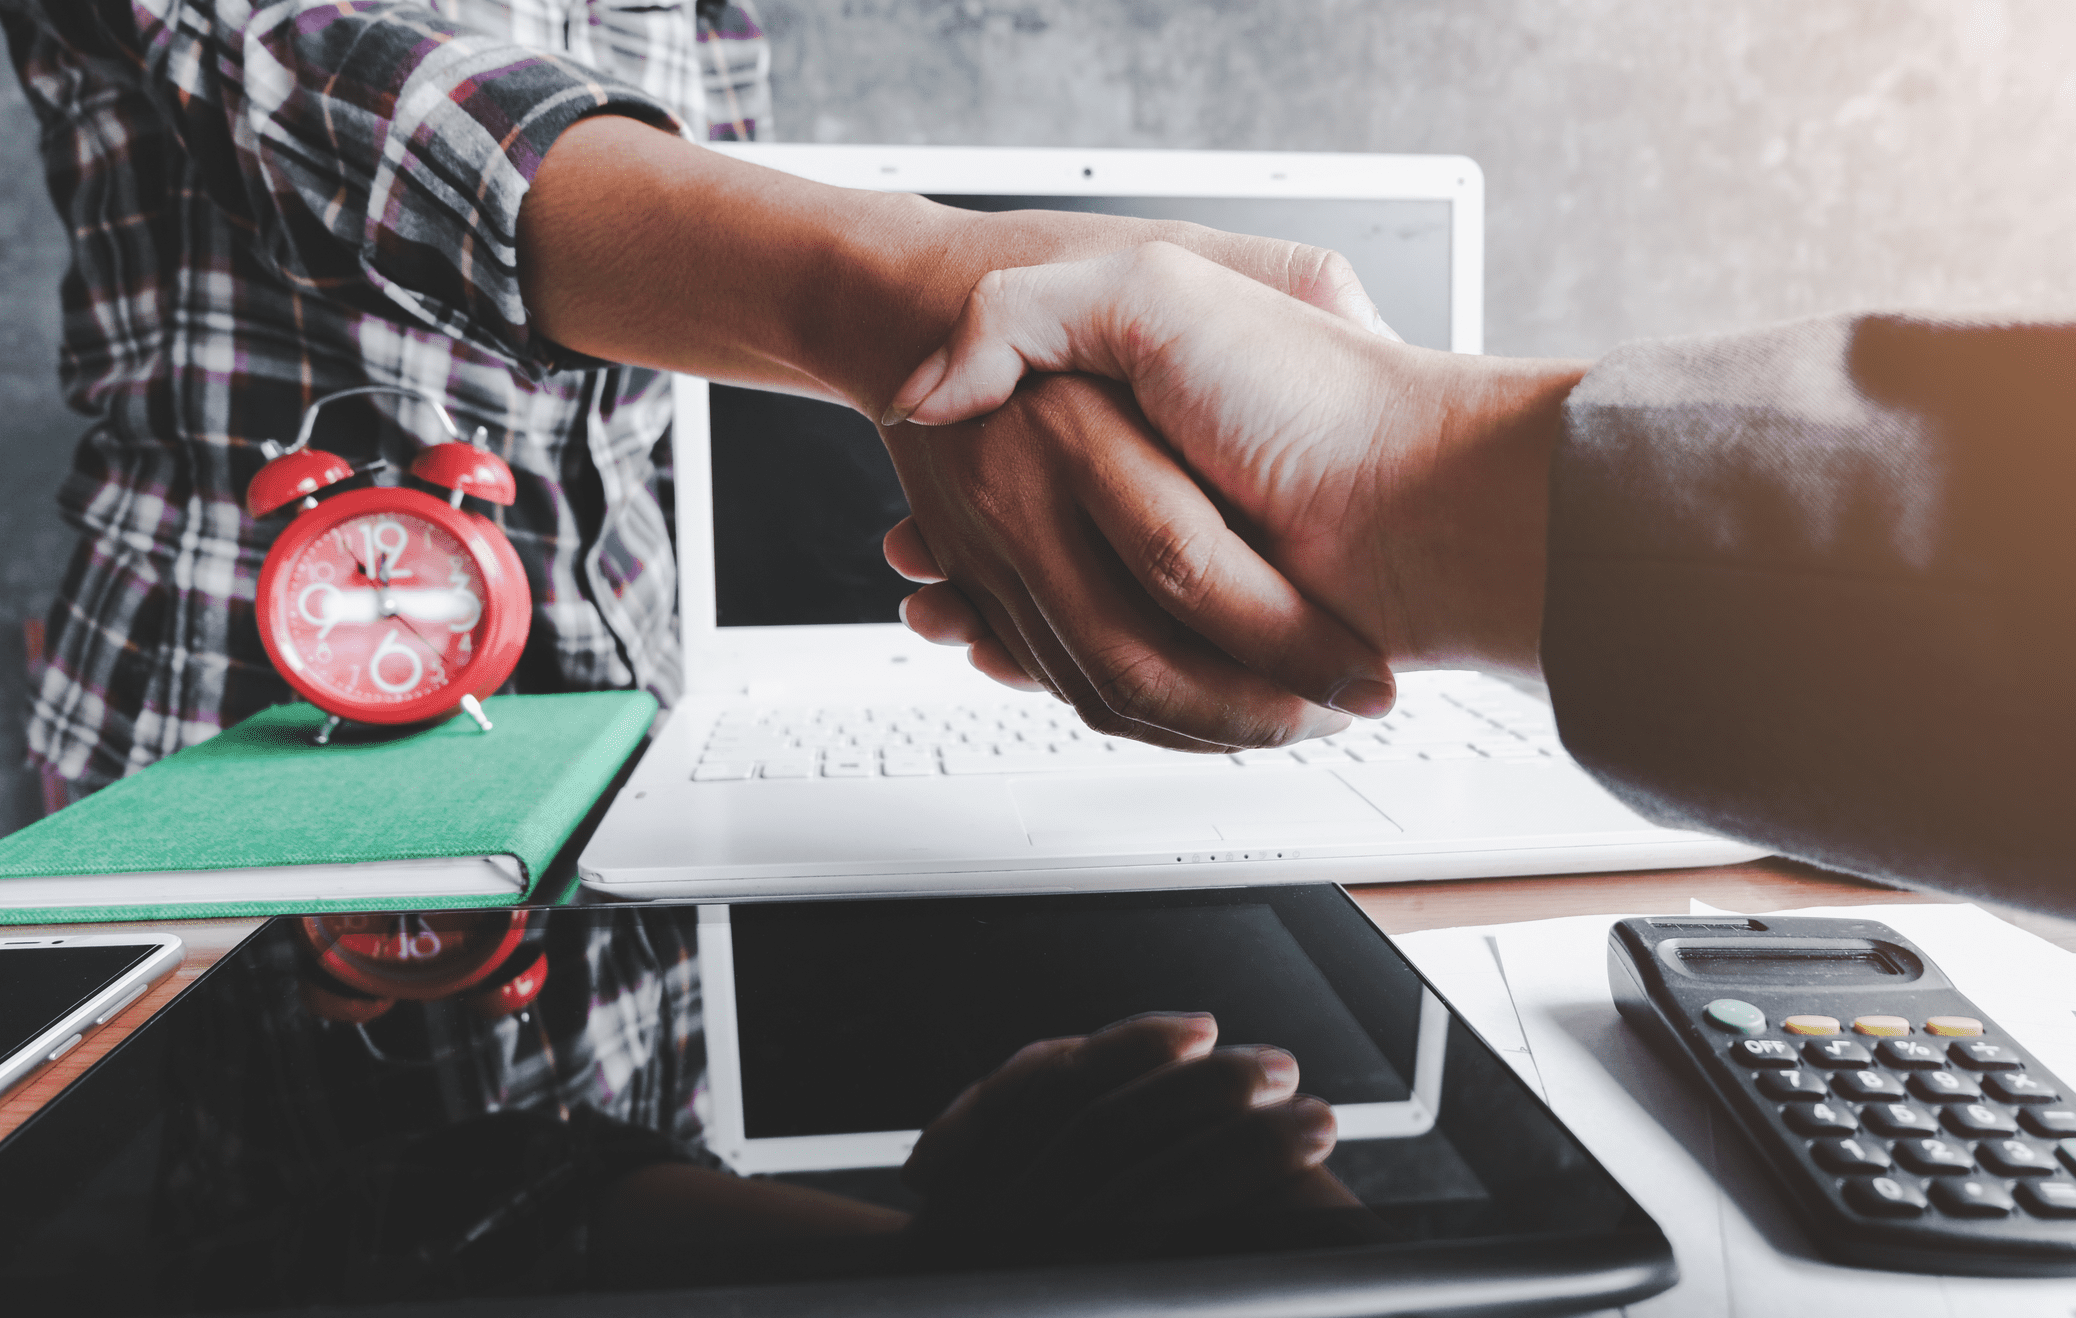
[273, 508, 490, 709]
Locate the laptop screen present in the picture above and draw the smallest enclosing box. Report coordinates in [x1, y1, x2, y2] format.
[710, 194, 1454, 629]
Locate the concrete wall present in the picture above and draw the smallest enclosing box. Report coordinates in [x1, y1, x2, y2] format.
[1, 0, 2070, 831]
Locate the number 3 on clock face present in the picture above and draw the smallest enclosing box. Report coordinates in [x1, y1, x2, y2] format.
[256, 486, 529, 725]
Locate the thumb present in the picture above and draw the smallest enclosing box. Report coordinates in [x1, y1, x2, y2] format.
[881, 263, 1103, 427]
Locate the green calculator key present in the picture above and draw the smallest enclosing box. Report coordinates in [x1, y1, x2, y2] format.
[1704, 999, 1767, 1035]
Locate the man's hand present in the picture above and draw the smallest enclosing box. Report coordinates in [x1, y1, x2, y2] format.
[884, 243, 1591, 691]
[901, 1012, 1350, 1261]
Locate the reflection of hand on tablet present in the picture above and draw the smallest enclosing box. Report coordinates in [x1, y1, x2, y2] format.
[900, 1012, 1349, 1260]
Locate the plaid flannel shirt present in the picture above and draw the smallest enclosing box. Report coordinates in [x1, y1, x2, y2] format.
[2, 0, 732, 788]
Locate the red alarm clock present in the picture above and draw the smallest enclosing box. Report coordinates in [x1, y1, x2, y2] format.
[248, 386, 530, 739]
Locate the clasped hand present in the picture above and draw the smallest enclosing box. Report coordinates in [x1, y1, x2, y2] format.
[878, 243, 1584, 748]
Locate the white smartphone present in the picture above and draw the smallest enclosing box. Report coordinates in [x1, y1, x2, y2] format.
[0, 932, 185, 1098]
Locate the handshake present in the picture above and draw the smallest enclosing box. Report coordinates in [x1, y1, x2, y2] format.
[871, 242, 1587, 752]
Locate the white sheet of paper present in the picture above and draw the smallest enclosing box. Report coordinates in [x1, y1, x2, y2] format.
[1388, 924, 1546, 1099]
[1484, 901, 2076, 1317]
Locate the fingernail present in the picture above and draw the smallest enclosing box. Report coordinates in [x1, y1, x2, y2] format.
[1293, 1095, 1337, 1154]
[1256, 1047, 1298, 1091]
[880, 402, 916, 427]
[1327, 677, 1395, 719]
[1367, 302, 1403, 343]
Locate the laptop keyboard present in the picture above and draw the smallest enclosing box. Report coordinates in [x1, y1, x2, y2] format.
[690, 672, 1564, 782]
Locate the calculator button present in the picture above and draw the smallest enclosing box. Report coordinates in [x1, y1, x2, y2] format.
[1950, 1040, 2022, 1071]
[1845, 1176, 1928, 1217]
[1892, 1137, 1975, 1175]
[1704, 999, 1767, 1035]
[1811, 1137, 1891, 1173]
[2021, 1109, 2076, 1138]
[1944, 1103, 2020, 1138]
[1783, 1102, 1859, 1135]
[1730, 1039, 1798, 1068]
[2015, 1181, 2076, 1219]
[1804, 1038, 1873, 1069]
[2057, 1139, 2076, 1175]
[1929, 1178, 2014, 1217]
[1877, 1038, 1944, 1069]
[1977, 1139, 2057, 1177]
[1984, 1073, 2058, 1105]
[1907, 1071, 1983, 1104]
[1923, 1017, 1983, 1038]
[1833, 1070, 1908, 1101]
[1852, 1015, 1911, 1037]
[1757, 1070, 1829, 1101]
[1781, 1014, 1839, 1036]
[1864, 1103, 1941, 1137]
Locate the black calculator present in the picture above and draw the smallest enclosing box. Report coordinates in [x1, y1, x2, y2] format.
[1608, 914, 2076, 1276]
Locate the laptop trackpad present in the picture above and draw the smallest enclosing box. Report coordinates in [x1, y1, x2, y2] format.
[1011, 771, 1399, 849]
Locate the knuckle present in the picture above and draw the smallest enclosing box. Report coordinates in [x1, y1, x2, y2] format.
[967, 267, 1013, 320]
[1073, 695, 1140, 740]
[1129, 239, 1192, 279]
[1288, 242, 1359, 302]
[1090, 647, 1178, 727]
[1135, 519, 1220, 617]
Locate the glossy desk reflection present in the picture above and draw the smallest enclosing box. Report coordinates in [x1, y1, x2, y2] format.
[0, 888, 1659, 1312]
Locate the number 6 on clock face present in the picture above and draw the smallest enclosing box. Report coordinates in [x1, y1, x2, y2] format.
[256, 487, 529, 726]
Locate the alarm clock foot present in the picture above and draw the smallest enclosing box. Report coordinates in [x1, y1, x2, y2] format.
[460, 694, 494, 733]
[312, 714, 343, 746]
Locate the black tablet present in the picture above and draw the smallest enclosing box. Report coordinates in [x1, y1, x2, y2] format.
[0, 886, 1672, 1316]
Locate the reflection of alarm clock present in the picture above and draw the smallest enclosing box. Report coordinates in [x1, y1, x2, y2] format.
[294, 910, 549, 1026]
[248, 386, 530, 738]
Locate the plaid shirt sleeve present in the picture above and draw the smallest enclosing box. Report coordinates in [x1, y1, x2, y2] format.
[127, 0, 683, 374]
[8, 0, 705, 790]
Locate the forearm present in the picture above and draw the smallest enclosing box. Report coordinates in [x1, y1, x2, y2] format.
[516, 117, 1354, 416]
[517, 118, 935, 407]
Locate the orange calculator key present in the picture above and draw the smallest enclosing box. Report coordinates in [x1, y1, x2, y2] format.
[1783, 1015, 1841, 1036]
[1924, 1016, 1985, 1037]
[1852, 1015, 1912, 1037]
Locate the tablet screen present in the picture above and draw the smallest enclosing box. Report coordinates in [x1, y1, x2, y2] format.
[732, 900, 1414, 1139]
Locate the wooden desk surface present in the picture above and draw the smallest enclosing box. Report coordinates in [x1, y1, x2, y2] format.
[6, 858, 2074, 1144]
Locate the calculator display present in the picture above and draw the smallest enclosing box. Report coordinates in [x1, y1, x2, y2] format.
[1667, 939, 1918, 983]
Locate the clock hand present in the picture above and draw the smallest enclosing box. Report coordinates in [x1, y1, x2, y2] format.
[389, 612, 448, 664]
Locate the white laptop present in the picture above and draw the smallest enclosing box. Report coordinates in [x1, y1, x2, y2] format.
[578, 144, 1764, 901]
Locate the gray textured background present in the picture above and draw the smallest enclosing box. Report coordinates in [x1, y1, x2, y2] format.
[1, 0, 2070, 832]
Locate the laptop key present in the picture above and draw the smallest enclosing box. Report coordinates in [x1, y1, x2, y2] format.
[692, 762, 754, 781]
[1290, 746, 1352, 765]
[1232, 749, 1297, 766]
[1420, 745, 1484, 760]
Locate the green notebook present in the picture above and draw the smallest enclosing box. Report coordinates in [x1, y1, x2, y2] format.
[0, 692, 656, 924]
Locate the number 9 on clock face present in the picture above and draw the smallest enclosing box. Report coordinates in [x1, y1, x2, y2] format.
[255, 486, 530, 725]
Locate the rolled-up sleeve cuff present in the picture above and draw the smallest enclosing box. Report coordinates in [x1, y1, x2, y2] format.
[365, 40, 684, 376]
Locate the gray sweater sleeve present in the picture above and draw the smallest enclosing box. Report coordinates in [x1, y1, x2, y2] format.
[1542, 313, 2076, 910]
